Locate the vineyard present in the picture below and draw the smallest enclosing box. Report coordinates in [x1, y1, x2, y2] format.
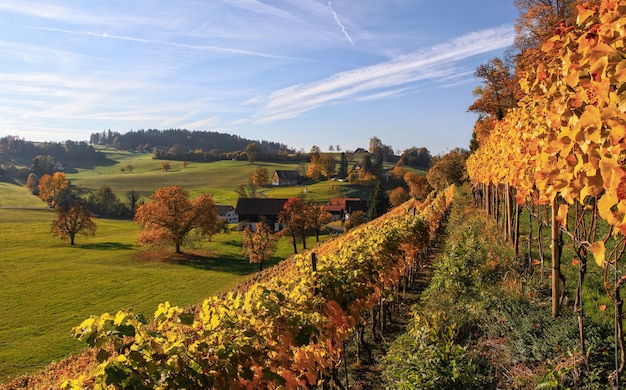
[466, 0, 626, 386]
[34, 187, 455, 388]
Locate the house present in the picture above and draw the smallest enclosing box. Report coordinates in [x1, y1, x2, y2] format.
[235, 198, 289, 231]
[325, 197, 368, 221]
[272, 170, 301, 186]
[215, 205, 238, 223]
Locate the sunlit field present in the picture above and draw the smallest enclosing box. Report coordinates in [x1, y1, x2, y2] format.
[0, 203, 292, 380]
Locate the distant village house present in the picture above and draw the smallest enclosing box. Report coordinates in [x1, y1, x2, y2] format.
[271, 170, 301, 186]
[235, 198, 289, 231]
[325, 197, 367, 221]
[215, 205, 238, 224]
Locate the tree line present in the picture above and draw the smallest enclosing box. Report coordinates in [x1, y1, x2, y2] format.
[89, 129, 293, 155]
[0, 136, 106, 179]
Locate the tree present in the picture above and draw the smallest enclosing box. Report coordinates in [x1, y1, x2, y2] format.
[160, 162, 171, 171]
[389, 186, 410, 207]
[252, 167, 269, 186]
[427, 148, 469, 191]
[134, 186, 218, 253]
[468, 58, 519, 120]
[26, 173, 39, 195]
[241, 221, 278, 271]
[338, 152, 349, 178]
[31, 154, 55, 176]
[126, 190, 140, 214]
[308, 203, 331, 242]
[88, 185, 123, 217]
[278, 197, 310, 254]
[318, 154, 337, 180]
[51, 188, 96, 245]
[307, 147, 322, 180]
[401, 147, 432, 169]
[245, 142, 260, 164]
[236, 184, 248, 198]
[404, 172, 432, 200]
[345, 210, 366, 231]
[38, 172, 69, 207]
[512, 0, 578, 71]
[390, 158, 407, 179]
[368, 181, 390, 220]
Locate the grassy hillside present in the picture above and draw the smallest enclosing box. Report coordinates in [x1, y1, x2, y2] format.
[0, 180, 46, 208]
[64, 151, 370, 205]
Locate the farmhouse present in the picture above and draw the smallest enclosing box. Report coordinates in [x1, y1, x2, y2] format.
[325, 197, 368, 221]
[235, 198, 289, 231]
[215, 205, 238, 223]
[271, 170, 301, 186]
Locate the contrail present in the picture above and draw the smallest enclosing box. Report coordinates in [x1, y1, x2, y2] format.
[328, 2, 354, 46]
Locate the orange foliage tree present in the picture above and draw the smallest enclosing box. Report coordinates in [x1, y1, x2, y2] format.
[404, 172, 432, 200]
[37, 172, 69, 207]
[51, 188, 96, 245]
[279, 198, 310, 254]
[241, 220, 278, 271]
[134, 186, 218, 253]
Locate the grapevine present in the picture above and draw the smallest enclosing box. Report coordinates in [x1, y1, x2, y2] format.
[467, 0, 626, 383]
[62, 187, 456, 389]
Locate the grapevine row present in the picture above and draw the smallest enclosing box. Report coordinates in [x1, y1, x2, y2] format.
[466, 0, 626, 382]
[62, 186, 455, 389]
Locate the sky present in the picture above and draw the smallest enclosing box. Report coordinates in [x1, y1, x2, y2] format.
[0, 0, 519, 155]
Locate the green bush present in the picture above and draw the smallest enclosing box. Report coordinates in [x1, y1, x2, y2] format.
[383, 312, 487, 389]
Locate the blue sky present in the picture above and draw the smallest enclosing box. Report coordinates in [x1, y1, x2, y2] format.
[0, 0, 518, 155]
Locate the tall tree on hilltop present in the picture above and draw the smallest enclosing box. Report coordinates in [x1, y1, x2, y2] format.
[512, 0, 579, 71]
[468, 58, 519, 120]
[338, 152, 349, 178]
[245, 142, 260, 164]
[307, 146, 322, 180]
[134, 186, 218, 253]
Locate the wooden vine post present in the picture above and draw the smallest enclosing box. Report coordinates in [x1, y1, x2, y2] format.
[551, 196, 561, 318]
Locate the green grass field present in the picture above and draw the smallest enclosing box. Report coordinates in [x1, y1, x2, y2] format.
[0, 207, 298, 380]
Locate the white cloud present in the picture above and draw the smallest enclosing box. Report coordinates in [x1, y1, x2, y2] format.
[252, 25, 514, 123]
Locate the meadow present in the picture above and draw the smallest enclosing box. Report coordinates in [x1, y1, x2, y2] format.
[65, 151, 369, 205]
[0, 152, 358, 381]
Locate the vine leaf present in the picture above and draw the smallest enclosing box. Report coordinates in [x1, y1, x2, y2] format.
[589, 241, 606, 267]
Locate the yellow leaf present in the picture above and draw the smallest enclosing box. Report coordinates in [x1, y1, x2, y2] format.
[576, 4, 595, 24]
[589, 241, 606, 267]
[556, 204, 569, 226]
[598, 191, 618, 225]
[579, 105, 601, 130]
[615, 60, 626, 83]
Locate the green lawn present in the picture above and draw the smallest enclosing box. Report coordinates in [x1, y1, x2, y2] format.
[0, 208, 293, 381]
